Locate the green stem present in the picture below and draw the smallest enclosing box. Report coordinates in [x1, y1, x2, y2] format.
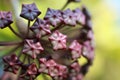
[28, 56, 31, 64]
[16, 67, 22, 80]
[26, 20, 30, 38]
[23, 55, 27, 63]
[51, 24, 64, 32]
[0, 41, 22, 46]
[18, 45, 24, 58]
[3, 45, 21, 57]
[8, 25, 23, 39]
[61, 0, 71, 10]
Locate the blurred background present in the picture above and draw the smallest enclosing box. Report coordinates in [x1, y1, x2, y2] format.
[0, 0, 120, 80]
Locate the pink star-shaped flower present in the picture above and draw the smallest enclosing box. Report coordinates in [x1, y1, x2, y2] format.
[57, 64, 68, 77]
[49, 30, 67, 50]
[69, 40, 82, 60]
[70, 61, 81, 73]
[82, 41, 94, 61]
[23, 39, 44, 59]
[27, 63, 38, 75]
[39, 58, 48, 73]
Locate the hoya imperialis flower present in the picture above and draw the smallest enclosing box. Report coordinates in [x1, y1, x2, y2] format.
[62, 9, 77, 26]
[82, 6, 93, 30]
[0, 11, 13, 29]
[19, 63, 38, 80]
[48, 64, 59, 77]
[0, 1, 95, 80]
[3, 54, 22, 74]
[27, 63, 38, 77]
[79, 28, 94, 43]
[68, 61, 82, 80]
[49, 30, 67, 50]
[23, 39, 44, 59]
[73, 8, 85, 25]
[38, 58, 48, 73]
[44, 8, 63, 27]
[46, 59, 57, 67]
[87, 30, 94, 40]
[48, 63, 68, 79]
[57, 64, 68, 76]
[46, 60, 60, 77]
[70, 61, 81, 73]
[82, 41, 94, 61]
[39, 58, 68, 80]
[20, 3, 41, 21]
[69, 40, 82, 60]
[31, 18, 51, 38]
[82, 6, 91, 21]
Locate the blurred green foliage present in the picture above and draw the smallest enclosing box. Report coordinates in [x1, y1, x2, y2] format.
[0, 0, 120, 80]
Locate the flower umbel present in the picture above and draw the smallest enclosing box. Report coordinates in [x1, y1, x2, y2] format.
[0, 2, 94, 80]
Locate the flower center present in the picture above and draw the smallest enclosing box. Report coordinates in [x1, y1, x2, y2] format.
[28, 9, 32, 13]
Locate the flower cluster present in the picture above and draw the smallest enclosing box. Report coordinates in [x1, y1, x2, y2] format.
[0, 2, 94, 80]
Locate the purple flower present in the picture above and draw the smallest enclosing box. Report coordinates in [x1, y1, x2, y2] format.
[44, 8, 63, 27]
[82, 6, 92, 29]
[78, 28, 94, 43]
[73, 8, 85, 25]
[49, 30, 67, 50]
[3, 54, 22, 74]
[87, 30, 94, 40]
[62, 9, 76, 26]
[82, 41, 94, 61]
[20, 3, 41, 21]
[31, 18, 51, 38]
[82, 6, 91, 20]
[0, 11, 13, 29]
